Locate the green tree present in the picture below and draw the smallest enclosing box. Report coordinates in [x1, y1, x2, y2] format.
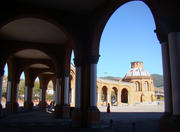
[33, 81, 40, 100]
[18, 79, 25, 99]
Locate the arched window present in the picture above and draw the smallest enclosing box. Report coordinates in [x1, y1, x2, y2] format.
[144, 81, 149, 91]
[135, 82, 140, 91]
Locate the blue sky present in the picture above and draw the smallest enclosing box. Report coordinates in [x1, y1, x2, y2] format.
[97, 1, 162, 77]
[4, 1, 162, 79]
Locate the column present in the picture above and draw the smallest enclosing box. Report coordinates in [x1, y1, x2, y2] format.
[161, 41, 173, 116]
[16, 83, 19, 103]
[90, 64, 97, 107]
[75, 66, 81, 108]
[0, 75, 3, 104]
[6, 80, 11, 103]
[71, 88, 73, 105]
[39, 89, 42, 102]
[117, 91, 120, 106]
[0, 74, 3, 115]
[64, 73, 69, 105]
[31, 88, 33, 103]
[168, 32, 180, 115]
[55, 78, 60, 104]
[24, 83, 28, 102]
[53, 90, 56, 102]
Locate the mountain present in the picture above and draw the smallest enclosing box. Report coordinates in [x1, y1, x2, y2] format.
[151, 74, 163, 88]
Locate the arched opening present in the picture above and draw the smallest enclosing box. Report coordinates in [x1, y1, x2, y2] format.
[144, 81, 149, 91]
[111, 87, 118, 106]
[17, 72, 25, 107]
[1, 63, 8, 108]
[135, 81, 140, 92]
[121, 88, 128, 103]
[101, 86, 108, 106]
[98, 1, 163, 113]
[46, 80, 54, 105]
[33, 77, 40, 106]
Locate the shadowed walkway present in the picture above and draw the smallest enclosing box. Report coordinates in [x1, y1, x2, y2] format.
[0, 109, 163, 132]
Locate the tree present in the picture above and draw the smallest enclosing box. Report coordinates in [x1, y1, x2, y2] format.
[33, 81, 40, 100]
[18, 79, 25, 99]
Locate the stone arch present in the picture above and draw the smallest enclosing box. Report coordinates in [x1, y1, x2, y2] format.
[144, 81, 149, 91]
[121, 88, 128, 103]
[135, 81, 141, 91]
[90, 0, 159, 55]
[111, 87, 118, 105]
[102, 86, 108, 105]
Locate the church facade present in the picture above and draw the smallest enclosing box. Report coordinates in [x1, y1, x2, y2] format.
[70, 61, 155, 107]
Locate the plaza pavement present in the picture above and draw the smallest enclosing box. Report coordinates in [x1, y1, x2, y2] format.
[0, 102, 164, 132]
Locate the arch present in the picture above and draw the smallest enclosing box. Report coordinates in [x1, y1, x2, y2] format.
[135, 81, 141, 91]
[0, 15, 78, 59]
[111, 87, 118, 105]
[33, 77, 40, 106]
[90, 1, 158, 55]
[46, 80, 54, 104]
[102, 86, 108, 105]
[121, 88, 128, 103]
[144, 81, 149, 91]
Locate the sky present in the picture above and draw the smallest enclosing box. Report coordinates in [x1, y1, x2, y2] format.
[4, 1, 162, 79]
[97, 1, 162, 78]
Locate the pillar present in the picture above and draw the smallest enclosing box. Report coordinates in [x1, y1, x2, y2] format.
[61, 71, 70, 118]
[88, 61, 100, 127]
[24, 81, 34, 111]
[168, 32, 180, 115]
[6, 79, 12, 112]
[53, 90, 56, 102]
[24, 82, 28, 106]
[90, 64, 97, 107]
[161, 41, 173, 117]
[0, 74, 3, 116]
[54, 77, 63, 117]
[72, 58, 82, 127]
[64, 73, 69, 105]
[39, 88, 47, 108]
[166, 22, 180, 131]
[117, 90, 121, 106]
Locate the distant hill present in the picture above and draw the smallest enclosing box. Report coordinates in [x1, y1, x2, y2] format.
[151, 74, 163, 88]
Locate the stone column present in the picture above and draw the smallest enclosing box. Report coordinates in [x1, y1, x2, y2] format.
[0, 74, 3, 116]
[168, 32, 180, 116]
[54, 90, 56, 102]
[61, 71, 70, 118]
[16, 83, 19, 103]
[90, 64, 97, 107]
[54, 77, 63, 117]
[0, 75, 3, 105]
[117, 90, 121, 106]
[72, 58, 82, 127]
[55, 78, 60, 104]
[39, 89, 42, 102]
[161, 41, 173, 117]
[24, 83, 28, 102]
[88, 55, 100, 127]
[64, 72, 70, 105]
[75, 66, 81, 108]
[6, 80, 11, 103]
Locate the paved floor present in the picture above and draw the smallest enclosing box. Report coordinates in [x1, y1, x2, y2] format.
[0, 104, 164, 132]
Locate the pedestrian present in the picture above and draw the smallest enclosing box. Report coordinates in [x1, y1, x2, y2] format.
[107, 103, 110, 113]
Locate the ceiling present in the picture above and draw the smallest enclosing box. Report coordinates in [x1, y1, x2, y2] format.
[0, 18, 67, 44]
[14, 49, 51, 59]
[17, 0, 105, 14]
[29, 64, 49, 69]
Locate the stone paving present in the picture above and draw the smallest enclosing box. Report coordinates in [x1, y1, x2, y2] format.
[0, 103, 164, 132]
